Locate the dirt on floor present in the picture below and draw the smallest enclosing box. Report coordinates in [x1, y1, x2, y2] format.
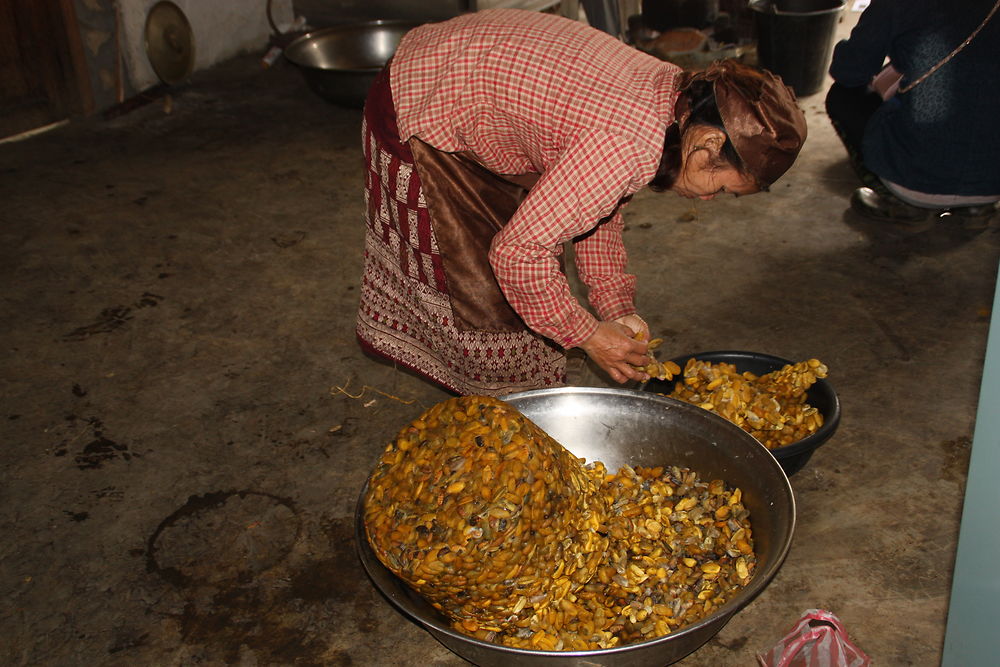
[1, 45, 997, 667]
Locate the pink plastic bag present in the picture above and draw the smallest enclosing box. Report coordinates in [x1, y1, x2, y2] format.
[757, 609, 871, 667]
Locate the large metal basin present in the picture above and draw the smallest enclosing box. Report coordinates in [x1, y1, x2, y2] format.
[283, 20, 420, 107]
[355, 387, 796, 666]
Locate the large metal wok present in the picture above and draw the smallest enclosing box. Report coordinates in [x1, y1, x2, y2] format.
[355, 387, 796, 666]
[283, 20, 420, 107]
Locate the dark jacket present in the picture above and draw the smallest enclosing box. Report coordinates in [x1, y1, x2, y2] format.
[829, 0, 1000, 196]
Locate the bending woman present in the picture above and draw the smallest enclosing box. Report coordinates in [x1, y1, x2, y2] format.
[356, 9, 807, 396]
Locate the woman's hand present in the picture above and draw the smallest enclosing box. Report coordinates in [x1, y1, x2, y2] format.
[614, 314, 650, 343]
[579, 317, 651, 384]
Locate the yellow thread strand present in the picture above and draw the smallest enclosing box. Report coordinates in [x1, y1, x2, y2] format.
[331, 380, 416, 405]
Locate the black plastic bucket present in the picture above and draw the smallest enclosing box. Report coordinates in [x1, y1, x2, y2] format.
[751, 0, 845, 97]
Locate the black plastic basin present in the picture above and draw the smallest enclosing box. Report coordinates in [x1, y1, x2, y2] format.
[643, 350, 841, 476]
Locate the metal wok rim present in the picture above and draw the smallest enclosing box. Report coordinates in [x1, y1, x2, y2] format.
[283, 20, 422, 73]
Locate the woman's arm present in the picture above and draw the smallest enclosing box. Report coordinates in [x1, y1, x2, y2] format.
[489, 130, 654, 381]
[829, 0, 896, 86]
[489, 130, 647, 348]
[573, 206, 636, 323]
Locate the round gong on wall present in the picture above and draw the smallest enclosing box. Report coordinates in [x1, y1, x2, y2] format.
[145, 1, 195, 85]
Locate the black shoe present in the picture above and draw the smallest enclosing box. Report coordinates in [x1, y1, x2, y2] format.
[850, 187, 930, 224]
[943, 204, 997, 232]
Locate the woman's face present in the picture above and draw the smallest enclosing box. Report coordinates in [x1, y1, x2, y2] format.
[672, 125, 760, 200]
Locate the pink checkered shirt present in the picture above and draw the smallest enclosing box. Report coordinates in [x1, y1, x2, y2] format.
[391, 9, 682, 348]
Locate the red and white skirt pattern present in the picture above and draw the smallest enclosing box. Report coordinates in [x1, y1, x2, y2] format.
[355, 71, 565, 396]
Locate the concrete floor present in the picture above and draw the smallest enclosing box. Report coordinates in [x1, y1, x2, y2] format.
[3, 12, 999, 667]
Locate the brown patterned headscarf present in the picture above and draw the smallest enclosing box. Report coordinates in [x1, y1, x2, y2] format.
[675, 60, 808, 187]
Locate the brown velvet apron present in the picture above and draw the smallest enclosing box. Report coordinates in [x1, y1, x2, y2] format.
[409, 141, 538, 332]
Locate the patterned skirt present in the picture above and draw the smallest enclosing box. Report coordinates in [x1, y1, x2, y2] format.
[355, 66, 566, 397]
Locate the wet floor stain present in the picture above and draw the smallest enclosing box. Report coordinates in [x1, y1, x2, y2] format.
[711, 634, 750, 652]
[290, 517, 365, 604]
[94, 486, 124, 501]
[62, 292, 164, 341]
[271, 230, 306, 248]
[107, 631, 149, 655]
[56, 415, 139, 469]
[174, 592, 330, 666]
[147, 490, 301, 587]
[75, 436, 133, 469]
[143, 496, 378, 665]
[939, 436, 972, 484]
